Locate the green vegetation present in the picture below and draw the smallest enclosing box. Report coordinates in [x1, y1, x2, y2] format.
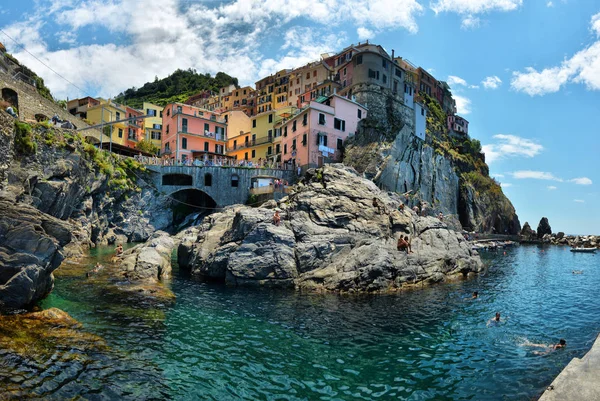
[114, 69, 239, 109]
[135, 139, 159, 155]
[421, 93, 448, 136]
[461, 171, 504, 198]
[14, 121, 37, 155]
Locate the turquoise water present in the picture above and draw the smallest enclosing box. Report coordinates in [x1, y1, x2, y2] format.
[3, 244, 600, 400]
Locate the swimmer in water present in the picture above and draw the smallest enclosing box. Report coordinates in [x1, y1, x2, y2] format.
[487, 312, 501, 326]
[523, 339, 566, 354]
[472, 291, 479, 299]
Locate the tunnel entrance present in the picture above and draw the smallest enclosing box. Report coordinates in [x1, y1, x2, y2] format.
[170, 189, 217, 227]
[1, 88, 19, 111]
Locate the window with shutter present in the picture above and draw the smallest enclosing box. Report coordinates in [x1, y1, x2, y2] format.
[318, 113, 325, 125]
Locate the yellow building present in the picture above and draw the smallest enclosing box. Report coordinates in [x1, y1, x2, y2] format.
[142, 102, 163, 149]
[225, 105, 297, 163]
[273, 69, 291, 110]
[224, 110, 252, 160]
[86, 99, 129, 147]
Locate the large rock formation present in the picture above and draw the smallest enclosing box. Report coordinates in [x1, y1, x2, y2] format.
[180, 165, 483, 292]
[537, 217, 552, 238]
[0, 198, 72, 312]
[344, 97, 520, 235]
[520, 222, 537, 242]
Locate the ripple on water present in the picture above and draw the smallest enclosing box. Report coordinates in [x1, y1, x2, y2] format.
[1, 245, 600, 399]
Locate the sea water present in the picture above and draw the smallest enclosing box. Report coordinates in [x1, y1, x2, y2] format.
[1, 244, 599, 400]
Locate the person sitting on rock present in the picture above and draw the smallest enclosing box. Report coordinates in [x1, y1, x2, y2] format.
[273, 211, 281, 226]
[399, 203, 405, 212]
[404, 235, 413, 253]
[372, 197, 385, 214]
[5, 105, 17, 118]
[397, 236, 409, 253]
[115, 243, 123, 257]
[438, 212, 444, 221]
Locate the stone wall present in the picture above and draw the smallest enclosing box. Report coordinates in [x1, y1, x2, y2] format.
[145, 165, 295, 207]
[352, 83, 414, 139]
[0, 70, 102, 139]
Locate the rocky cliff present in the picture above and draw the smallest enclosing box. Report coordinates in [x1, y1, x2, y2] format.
[0, 114, 172, 311]
[179, 165, 483, 292]
[344, 92, 520, 235]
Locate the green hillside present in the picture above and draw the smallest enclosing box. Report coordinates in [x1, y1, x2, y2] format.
[114, 69, 238, 109]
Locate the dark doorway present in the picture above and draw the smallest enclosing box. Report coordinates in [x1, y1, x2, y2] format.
[2, 88, 19, 111]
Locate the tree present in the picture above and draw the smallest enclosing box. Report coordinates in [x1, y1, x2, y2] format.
[136, 139, 160, 155]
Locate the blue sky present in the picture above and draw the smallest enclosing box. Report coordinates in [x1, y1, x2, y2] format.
[1, 0, 599, 234]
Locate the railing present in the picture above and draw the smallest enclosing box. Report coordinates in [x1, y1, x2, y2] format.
[249, 186, 291, 195]
[227, 136, 273, 151]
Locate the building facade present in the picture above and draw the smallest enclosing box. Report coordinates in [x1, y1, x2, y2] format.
[161, 103, 227, 163]
[279, 95, 367, 171]
[142, 101, 163, 149]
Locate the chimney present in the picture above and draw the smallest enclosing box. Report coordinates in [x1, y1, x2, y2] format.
[392, 49, 395, 60]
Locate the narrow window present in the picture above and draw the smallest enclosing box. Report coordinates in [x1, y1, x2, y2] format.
[118, 128, 123, 138]
[204, 123, 209, 133]
[204, 174, 212, 186]
[318, 113, 326, 125]
[245, 152, 248, 160]
[231, 175, 239, 187]
[292, 120, 297, 132]
[337, 138, 343, 150]
[182, 118, 188, 133]
[356, 55, 363, 65]
[268, 114, 273, 123]
[284, 144, 287, 154]
[252, 119, 257, 128]
[204, 142, 209, 151]
[182, 137, 187, 149]
[383, 74, 387, 84]
[357, 109, 362, 119]
[252, 149, 256, 158]
[302, 133, 307, 145]
[302, 113, 307, 126]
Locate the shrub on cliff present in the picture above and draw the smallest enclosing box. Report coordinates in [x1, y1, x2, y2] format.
[14, 121, 37, 155]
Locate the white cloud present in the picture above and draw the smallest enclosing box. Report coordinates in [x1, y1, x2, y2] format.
[454, 95, 472, 114]
[461, 15, 481, 30]
[55, 30, 77, 45]
[431, 0, 522, 28]
[512, 13, 600, 96]
[574, 199, 585, 203]
[482, 134, 543, 163]
[0, 0, 424, 100]
[447, 75, 468, 87]
[547, 185, 558, 190]
[357, 27, 374, 40]
[492, 173, 505, 178]
[570, 177, 593, 185]
[511, 171, 563, 181]
[482, 75, 502, 89]
[592, 12, 600, 37]
[546, 1, 554, 7]
[500, 182, 512, 187]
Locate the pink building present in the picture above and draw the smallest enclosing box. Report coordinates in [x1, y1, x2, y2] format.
[161, 103, 227, 163]
[280, 94, 367, 171]
[125, 106, 144, 149]
[447, 115, 469, 136]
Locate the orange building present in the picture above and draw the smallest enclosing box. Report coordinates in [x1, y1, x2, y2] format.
[161, 103, 227, 163]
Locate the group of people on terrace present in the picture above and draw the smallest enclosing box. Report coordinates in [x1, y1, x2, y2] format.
[134, 153, 294, 170]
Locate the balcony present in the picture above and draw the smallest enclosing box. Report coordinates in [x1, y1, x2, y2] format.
[226, 136, 273, 152]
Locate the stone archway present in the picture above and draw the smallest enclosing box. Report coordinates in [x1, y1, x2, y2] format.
[1, 88, 18, 111]
[35, 113, 49, 122]
[169, 188, 217, 226]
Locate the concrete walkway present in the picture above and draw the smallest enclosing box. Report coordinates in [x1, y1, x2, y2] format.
[539, 334, 600, 401]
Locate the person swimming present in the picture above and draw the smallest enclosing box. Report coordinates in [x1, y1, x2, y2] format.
[472, 291, 479, 299]
[487, 312, 501, 326]
[523, 338, 566, 354]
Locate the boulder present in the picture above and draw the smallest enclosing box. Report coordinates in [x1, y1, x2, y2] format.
[180, 165, 483, 292]
[118, 231, 175, 282]
[521, 222, 537, 242]
[0, 197, 73, 312]
[537, 217, 552, 238]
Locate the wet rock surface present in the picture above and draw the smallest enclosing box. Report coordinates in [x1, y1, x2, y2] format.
[180, 165, 483, 291]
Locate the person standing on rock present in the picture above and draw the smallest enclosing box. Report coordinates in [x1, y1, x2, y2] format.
[273, 211, 281, 226]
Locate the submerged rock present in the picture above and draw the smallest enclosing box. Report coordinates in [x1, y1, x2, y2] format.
[180, 165, 483, 292]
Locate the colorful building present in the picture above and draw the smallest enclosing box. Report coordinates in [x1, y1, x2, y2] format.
[288, 61, 333, 107]
[223, 110, 252, 160]
[279, 94, 367, 171]
[161, 103, 227, 163]
[125, 106, 144, 148]
[142, 101, 163, 149]
[86, 99, 129, 147]
[448, 115, 469, 136]
[66, 96, 100, 120]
